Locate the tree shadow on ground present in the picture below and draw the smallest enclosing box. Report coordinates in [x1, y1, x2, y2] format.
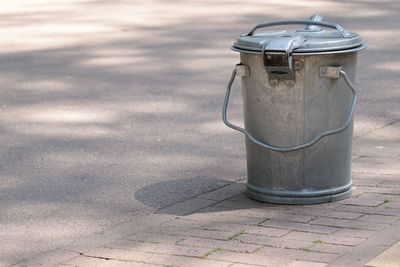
[1, 0, 399, 264]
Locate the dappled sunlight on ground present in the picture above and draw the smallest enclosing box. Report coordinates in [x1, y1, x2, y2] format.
[9, 107, 116, 123]
[373, 61, 400, 72]
[0, 0, 399, 265]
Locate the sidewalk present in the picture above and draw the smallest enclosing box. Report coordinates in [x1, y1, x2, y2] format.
[15, 121, 400, 267]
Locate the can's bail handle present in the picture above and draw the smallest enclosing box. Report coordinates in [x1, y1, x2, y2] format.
[222, 64, 357, 152]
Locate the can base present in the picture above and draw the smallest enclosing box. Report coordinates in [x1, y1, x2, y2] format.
[246, 183, 352, 205]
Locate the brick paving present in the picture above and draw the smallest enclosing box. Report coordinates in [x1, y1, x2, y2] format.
[16, 122, 400, 267]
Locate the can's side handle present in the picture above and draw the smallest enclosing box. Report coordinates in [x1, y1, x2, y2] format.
[222, 64, 357, 152]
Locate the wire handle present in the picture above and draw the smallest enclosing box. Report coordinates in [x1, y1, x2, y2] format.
[222, 65, 357, 152]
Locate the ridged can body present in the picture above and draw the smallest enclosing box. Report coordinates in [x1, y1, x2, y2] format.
[240, 52, 357, 204]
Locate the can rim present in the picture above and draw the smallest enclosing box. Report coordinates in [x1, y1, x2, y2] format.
[231, 42, 367, 55]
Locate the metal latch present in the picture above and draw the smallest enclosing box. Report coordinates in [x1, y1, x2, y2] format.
[262, 36, 305, 80]
[235, 64, 249, 77]
[319, 65, 342, 79]
[264, 51, 294, 80]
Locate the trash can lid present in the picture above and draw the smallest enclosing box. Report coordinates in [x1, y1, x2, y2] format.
[232, 15, 366, 55]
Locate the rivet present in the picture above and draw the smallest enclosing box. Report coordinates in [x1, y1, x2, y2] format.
[294, 61, 303, 70]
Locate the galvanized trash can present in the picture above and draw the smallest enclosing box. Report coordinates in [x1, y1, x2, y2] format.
[222, 15, 366, 204]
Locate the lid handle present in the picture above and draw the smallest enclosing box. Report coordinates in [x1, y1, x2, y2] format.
[305, 14, 323, 31]
[245, 19, 352, 37]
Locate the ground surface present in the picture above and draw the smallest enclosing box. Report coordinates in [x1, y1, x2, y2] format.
[1, 0, 399, 266]
[15, 121, 400, 266]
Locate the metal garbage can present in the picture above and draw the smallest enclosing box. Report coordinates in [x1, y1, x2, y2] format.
[222, 15, 366, 204]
